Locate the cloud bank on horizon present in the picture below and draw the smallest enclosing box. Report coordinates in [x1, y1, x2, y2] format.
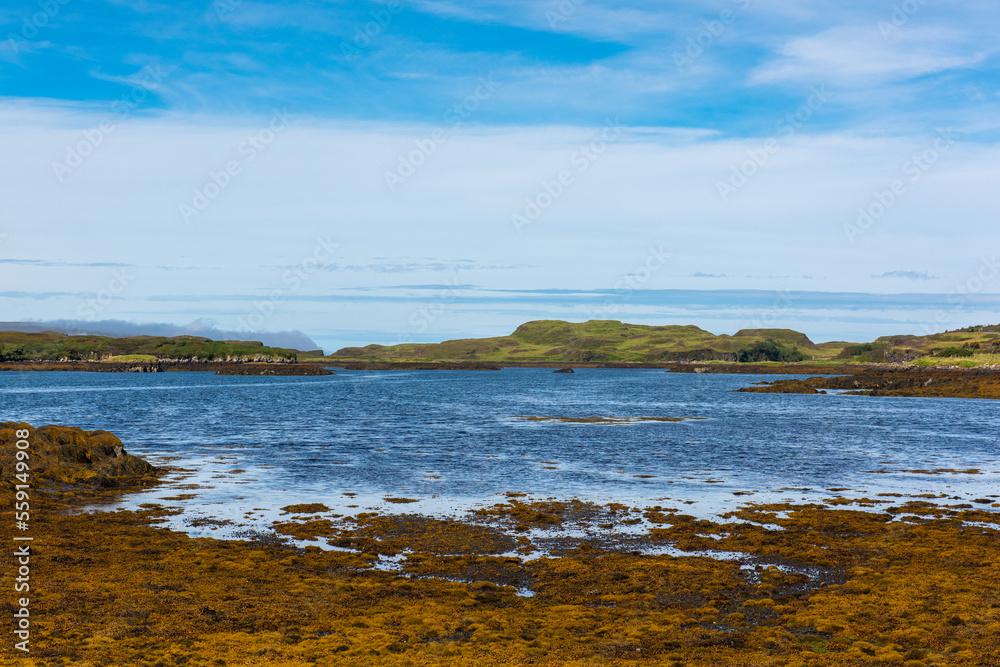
[1, 0, 999, 351]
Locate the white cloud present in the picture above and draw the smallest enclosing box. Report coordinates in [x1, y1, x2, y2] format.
[2, 102, 1000, 344]
[413, 0, 679, 42]
[751, 25, 982, 85]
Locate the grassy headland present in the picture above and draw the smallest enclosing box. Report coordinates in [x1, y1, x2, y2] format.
[0, 331, 324, 364]
[837, 326, 1000, 368]
[326, 320, 1000, 374]
[328, 320, 851, 364]
[7, 320, 1000, 373]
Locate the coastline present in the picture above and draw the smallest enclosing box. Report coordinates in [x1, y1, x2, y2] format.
[0, 359, 862, 372]
[0, 360, 333, 375]
[4, 424, 999, 665]
[13, 359, 1000, 399]
[739, 366, 1000, 400]
[317, 360, 868, 374]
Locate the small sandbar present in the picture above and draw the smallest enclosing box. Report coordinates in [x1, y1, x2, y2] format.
[511, 415, 707, 424]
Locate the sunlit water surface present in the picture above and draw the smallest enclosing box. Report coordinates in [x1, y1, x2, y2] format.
[3, 368, 997, 541]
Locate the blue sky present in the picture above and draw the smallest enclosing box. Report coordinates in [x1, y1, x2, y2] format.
[2, 0, 1000, 351]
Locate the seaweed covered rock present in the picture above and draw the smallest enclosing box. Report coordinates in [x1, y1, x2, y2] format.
[0, 422, 157, 489]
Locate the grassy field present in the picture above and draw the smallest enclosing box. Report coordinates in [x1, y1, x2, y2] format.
[104, 354, 159, 362]
[328, 320, 855, 364]
[842, 327, 1000, 367]
[327, 320, 1000, 367]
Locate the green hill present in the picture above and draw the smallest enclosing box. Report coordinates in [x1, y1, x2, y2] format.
[330, 320, 851, 363]
[0, 331, 323, 363]
[835, 324, 1000, 367]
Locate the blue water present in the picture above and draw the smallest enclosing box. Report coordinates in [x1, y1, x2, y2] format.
[2, 369, 998, 525]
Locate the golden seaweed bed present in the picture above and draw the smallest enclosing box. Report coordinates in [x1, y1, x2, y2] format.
[2, 423, 999, 666]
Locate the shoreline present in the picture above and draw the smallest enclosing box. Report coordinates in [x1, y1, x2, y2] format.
[4, 424, 1000, 665]
[1, 358, 870, 374]
[739, 365, 1000, 400]
[14, 359, 1000, 400]
[317, 360, 871, 374]
[0, 360, 333, 375]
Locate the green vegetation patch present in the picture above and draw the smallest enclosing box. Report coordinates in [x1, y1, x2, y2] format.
[735, 338, 805, 363]
[327, 320, 842, 364]
[0, 331, 306, 362]
[933, 347, 975, 358]
[105, 354, 159, 362]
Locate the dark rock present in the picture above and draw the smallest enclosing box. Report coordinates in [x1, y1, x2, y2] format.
[553, 368, 575, 373]
[1, 423, 157, 489]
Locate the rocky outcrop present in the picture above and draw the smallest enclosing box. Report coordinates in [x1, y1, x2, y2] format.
[0, 361, 163, 372]
[0, 423, 157, 489]
[738, 366, 1000, 399]
[1, 361, 317, 374]
[553, 368, 575, 373]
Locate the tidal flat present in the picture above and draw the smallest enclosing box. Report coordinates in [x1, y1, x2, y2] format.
[3, 423, 1000, 666]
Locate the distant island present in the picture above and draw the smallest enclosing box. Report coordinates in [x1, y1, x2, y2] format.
[0, 330, 323, 364]
[330, 320, 838, 364]
[327, 319, 1000, 368]
[0, 331, 332, 375]
[3, 320, 1000, 373]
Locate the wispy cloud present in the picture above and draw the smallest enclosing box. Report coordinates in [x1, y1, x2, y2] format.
[309, 261, 531, 273]
[3, 1, 999, 350]
[751, 26, 983, 86]
[0, 259, 131, 268]
[872, 270, 936, 281]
